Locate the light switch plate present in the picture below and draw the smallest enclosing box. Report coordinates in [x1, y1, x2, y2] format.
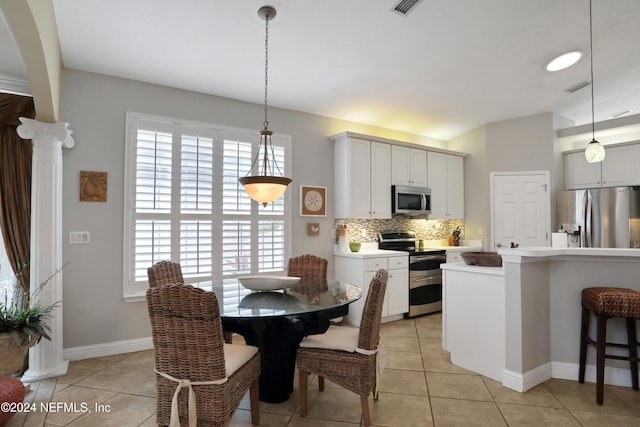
[69, 231, 90, 244]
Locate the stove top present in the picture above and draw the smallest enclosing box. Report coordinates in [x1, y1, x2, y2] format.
[377, 231, 446, 256]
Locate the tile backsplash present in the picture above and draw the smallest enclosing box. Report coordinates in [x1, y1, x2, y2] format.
[334, 218, 464, 243]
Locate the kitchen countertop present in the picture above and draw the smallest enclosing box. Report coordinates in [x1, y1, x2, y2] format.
[334, 240, 483, 257]
[333, 248, 408, 258]
[442, 262, 504, 276]
[422, 239, 483, 253]
[498, 246, 640, 258]
[423, 245, 483, 253]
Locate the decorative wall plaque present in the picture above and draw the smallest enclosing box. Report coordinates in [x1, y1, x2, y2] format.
[80, 171, 108, 202]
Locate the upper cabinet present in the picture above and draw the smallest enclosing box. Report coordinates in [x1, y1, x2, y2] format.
[427, 152, 464, 219]
[333, 135, 392, 219]
[331, 131, 467, 220]
[391, 146, 428, 187]
[565, 144, 640, 190]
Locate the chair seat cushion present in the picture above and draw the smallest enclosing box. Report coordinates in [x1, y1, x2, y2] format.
[300, 325, 360, 352]
[223, 344, 258, 376]
[582, 287, 640, 318]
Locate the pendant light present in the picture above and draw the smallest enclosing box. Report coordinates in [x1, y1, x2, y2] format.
[584, 0, 605, 163]
[239, 5, 292, 206]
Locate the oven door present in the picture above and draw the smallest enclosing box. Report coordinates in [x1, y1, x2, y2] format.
[409, 254, 445, 271]
[408, 254, 445, 317]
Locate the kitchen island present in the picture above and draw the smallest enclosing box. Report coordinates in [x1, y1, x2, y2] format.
[442, 247, 640, 393]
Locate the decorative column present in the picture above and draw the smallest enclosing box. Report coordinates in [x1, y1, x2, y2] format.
[17, 118, 74, 382]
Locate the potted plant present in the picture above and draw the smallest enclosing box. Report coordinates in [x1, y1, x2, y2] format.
[0, 266, 62, 376]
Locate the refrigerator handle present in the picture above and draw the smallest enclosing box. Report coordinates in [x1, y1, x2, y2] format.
[585, 191, 592, 247]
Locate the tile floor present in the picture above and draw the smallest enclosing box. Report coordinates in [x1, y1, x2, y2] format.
[6, 313, 640, 426]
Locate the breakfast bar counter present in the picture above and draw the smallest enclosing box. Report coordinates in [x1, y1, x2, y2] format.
[442, 247, 640, 393]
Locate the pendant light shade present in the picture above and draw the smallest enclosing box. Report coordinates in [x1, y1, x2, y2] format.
[585, 138, 605, 163]
[584, 0, 605, 163]
[239, 6, 292, 206]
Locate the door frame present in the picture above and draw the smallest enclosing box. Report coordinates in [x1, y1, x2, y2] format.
[489, 170, 551, 251]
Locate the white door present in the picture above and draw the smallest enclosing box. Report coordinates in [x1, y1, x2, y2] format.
[386, 268, 409, 316]
[491, 171, 550, 250]
[427, 152, 448, 218]
[446, 155, 464, 219]
[347, 138, 371, 218]
[370, 142, 392, 219]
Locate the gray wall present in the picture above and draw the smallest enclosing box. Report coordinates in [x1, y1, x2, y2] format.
[450, 113, 566, 249]
[449, 126, 487, 245]
[57, 69, 587, 351]
[59, 69, 446, 349]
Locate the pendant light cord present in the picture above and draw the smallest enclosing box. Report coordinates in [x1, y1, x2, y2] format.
[264, 14, 270, 130]
[589, 0, 595, 139]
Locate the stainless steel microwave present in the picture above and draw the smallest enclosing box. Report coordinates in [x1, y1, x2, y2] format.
[391, 185, 431, 216]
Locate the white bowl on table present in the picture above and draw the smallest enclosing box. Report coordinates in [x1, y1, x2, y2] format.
[238, 275, 301, 291]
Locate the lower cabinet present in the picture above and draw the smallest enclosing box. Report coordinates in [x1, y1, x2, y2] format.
[446, 251, 463, 263]
[334, 253, 409, 327]
[444, 247, 482, 264]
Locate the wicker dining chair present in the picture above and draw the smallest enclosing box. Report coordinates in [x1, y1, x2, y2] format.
[296, 269, 389, 427]
[147, 260, 184, 287]
[287, 254, 328, 280]
[147, 284, 260, 426]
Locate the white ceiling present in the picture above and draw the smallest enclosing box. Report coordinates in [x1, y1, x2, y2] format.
[2, 0, 640, 141]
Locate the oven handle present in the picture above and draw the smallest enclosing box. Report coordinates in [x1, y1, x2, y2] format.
[409, 276, 441, 288]
[410, 255, 446, 263]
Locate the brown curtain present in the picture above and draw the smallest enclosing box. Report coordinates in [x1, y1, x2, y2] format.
[0, 93, 35, 295]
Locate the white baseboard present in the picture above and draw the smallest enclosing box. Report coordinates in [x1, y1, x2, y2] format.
[502, 361, 635, 392]
[502, 362, 552, 392]
[21, 361, 70, 383]
[63, 337, 153, 361]
[552, 361, 635, 388]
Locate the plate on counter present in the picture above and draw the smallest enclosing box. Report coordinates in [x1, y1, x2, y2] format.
[239, 275, 301, 291]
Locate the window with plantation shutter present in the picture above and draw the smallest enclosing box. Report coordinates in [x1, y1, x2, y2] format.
[123, 112, 291, 300]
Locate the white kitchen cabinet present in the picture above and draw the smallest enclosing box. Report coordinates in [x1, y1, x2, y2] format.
[565, 144, 640, 189]
[333, 135, 391, 219]
[391, 145, 428, 187]
[446, 251, 463, 263]
[427, 152, 464, 219]
[444, 247, 482, 263]
[334, 253, 409, 326]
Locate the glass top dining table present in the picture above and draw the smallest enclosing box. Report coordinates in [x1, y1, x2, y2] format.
[194, 277, 363, 403]
[195, 277, 362, 318]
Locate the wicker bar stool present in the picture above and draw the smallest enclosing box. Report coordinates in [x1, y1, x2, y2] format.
[579, 287, 640, 405]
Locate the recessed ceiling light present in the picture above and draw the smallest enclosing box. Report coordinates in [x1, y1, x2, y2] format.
[545, 51, 584, 72]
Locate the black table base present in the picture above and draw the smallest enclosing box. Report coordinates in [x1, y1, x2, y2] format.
[222, 306, 348, 403]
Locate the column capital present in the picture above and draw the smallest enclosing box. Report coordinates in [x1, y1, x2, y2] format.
[17, 117, 75, 148]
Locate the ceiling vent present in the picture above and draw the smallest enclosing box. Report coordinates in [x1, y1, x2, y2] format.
[392, 0, 424, 16]
[565, 81, 590, 93]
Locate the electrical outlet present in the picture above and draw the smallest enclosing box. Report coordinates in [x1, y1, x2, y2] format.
[361, 229, 366, 238]
[479, 227, 484, 236]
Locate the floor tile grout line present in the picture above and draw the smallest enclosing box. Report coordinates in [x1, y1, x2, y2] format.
[13, 315, 640, 427]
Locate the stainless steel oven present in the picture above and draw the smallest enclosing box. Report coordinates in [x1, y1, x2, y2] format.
[408, 252, 446, 317]
[378, 231, 446, 317]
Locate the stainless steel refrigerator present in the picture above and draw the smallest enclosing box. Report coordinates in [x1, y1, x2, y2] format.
[555, 187, 640, 248]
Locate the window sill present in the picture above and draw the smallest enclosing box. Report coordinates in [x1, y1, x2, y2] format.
[123, 293, 147, 303]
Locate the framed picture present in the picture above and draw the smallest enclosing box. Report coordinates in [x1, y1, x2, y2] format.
[300, 185, 327, 217]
